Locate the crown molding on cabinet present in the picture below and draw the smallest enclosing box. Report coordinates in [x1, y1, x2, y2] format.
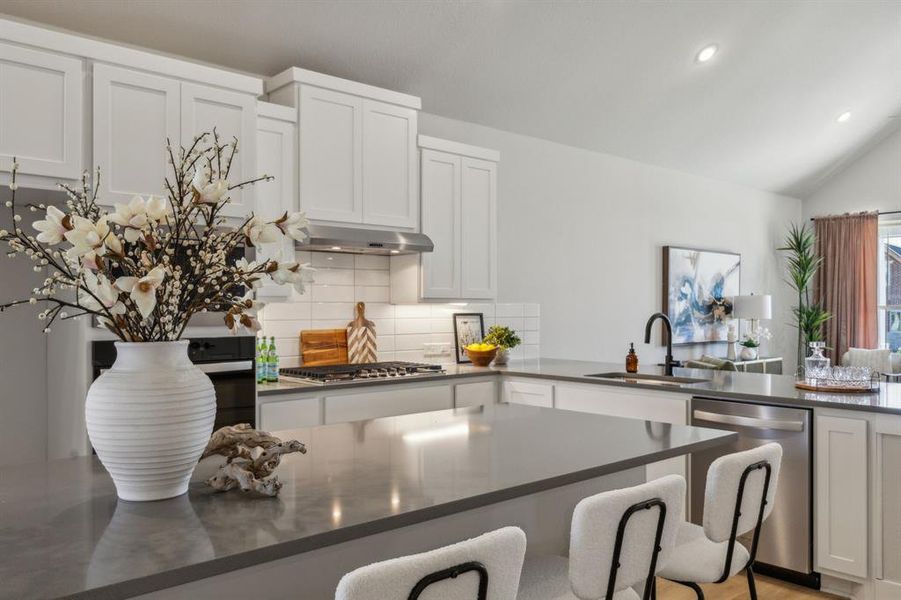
[266, 66, 421, 110]
[0, 17, 264, 95]
[418, 135, 500, 162]
[257, 100, 298, 123]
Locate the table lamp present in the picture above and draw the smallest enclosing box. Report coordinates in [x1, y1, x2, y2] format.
[733, 294, 772, 340]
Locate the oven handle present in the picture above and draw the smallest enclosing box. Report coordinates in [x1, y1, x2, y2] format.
[196, 360, 254, 374]
[692, 409, 805, 432]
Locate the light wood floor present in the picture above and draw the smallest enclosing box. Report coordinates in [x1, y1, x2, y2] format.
[656, 574, 843, 599]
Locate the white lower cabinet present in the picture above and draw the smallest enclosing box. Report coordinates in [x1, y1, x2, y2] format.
[502, 379, 554, 408]
[324, 384, 453, 424]
[455, 380, 497, 408]
[874, 417, 901, 596]
[815, 414, 868, 578]
[554, 382, 689, 484]
[259, 394, 321, 431]
[0, 41, 83, 180]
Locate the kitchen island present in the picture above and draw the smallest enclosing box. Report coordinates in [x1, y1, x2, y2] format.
[0, 403, 734, 600]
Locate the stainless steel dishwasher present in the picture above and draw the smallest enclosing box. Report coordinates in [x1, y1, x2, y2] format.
[690, 397, 818, 588]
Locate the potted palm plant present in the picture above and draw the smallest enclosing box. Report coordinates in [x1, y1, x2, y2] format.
[779, 223, 831, 368]
[0, 131, 312, 501]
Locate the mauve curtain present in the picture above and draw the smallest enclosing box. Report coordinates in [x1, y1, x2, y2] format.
[813, 212, 878, 362]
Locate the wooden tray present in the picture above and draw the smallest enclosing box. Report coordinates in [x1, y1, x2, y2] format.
[794, 381, 877, 393]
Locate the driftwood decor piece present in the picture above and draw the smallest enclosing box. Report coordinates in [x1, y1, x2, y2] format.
[202, 424, 306, 497]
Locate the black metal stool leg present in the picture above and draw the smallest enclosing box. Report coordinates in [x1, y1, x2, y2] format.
[746, 565, 758, 600]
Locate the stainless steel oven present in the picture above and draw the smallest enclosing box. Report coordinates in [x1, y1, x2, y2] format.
[690, 397, 818, 588]
[92, 336, 256, 430]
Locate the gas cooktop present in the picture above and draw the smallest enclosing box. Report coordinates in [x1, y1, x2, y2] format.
[280, 361, 445, 384]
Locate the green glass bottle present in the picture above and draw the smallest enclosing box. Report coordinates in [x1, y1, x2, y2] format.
[267, 336, 279, 383]
[256, 335, 267, 384]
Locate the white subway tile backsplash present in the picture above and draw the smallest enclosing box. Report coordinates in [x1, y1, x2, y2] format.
[313, 268, 356, 286]
[355, 286, 390, 303]
[354, 269, 390, 286]
[364, 303, 395, 319]
[395, 334, 431, 351]
[524, 303, 540, 317]
[395, 304, 432, 318]
[395, 318, 432, 335]
[496, 303, 524, 317]
[311, 252, 355, 269]
[256, 253, 541, 365]
[377, 351, 396, 362]
[312, 302, 355, 320]
[312, 284, 355, 303]
[354, 255, 389, 270]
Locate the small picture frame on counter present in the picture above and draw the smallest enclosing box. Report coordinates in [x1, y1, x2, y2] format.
[453, 313, 485, 363]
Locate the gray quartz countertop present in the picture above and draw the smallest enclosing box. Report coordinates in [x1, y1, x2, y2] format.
[260, 358, 901, 416]
[0, 404, 734, 600]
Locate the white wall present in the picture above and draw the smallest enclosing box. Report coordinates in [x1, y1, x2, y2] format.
[803, 126, 901, 219]
[419, 113, 803, 368]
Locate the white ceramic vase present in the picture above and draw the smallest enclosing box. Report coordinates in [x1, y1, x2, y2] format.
[85, 341, 216, 502]
[740, 346, 759, 360]
[493, 347, 510, 365]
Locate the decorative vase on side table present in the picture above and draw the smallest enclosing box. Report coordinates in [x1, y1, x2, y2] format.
[86, 341, 215, 501]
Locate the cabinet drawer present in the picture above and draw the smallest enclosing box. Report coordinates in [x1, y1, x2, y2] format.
[502, 380, 553, 408]
[455, 380, 497, 408]
[259, 396, 321, 431]
[324, 384, 453, 424]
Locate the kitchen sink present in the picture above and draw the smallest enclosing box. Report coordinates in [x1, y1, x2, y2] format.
[584, 372, 710, 387]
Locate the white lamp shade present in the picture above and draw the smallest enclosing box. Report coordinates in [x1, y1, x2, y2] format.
[733, 294, 772, 320]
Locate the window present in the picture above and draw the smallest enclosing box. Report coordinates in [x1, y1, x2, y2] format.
[878, 220, 901, 350]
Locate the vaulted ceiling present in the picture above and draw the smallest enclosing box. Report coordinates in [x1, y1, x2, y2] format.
[2, 0, 899, 197]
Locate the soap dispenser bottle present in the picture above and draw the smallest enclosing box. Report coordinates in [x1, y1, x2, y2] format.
[626, 343, 639, 373]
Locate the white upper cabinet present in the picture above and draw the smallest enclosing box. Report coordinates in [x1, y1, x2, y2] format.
[362, 99, 418, 228]
[298, 86, 363, 223]
[255, 101, 297, 298]
[266, 67, 421, 230]
[93, 64, 179, 205]
[0, 41, 83, 181]
[461, 157, 497, 298]
[419, 136, 499, 300]
[420, 149, 461, 297]
[181, 83, 257, 218]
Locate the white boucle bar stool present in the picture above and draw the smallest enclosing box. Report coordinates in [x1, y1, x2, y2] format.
[517, 474, 686, 600]
[335, 526, 527, 600]
[658, 443, 783, 600]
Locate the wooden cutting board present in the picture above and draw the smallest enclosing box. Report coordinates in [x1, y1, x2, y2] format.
[347, 302, 377, 364]
[300, 329, 348, 366]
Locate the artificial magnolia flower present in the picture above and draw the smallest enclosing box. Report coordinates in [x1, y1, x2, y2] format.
[116, 266, 166, 319]
[64, 216, 123, 259]
[145, 195, 170, 221]
[109, 196, 149, 243]
[225, 293, 263, 334]
[32, 205, 69, 245]
[243, 216, 281, 246]
[275, 211, 309, 242]
[79, 271, 125, 316]
[190, 167, 229, 204]
[270, 261, 315, 295]
[235, 257, 263, 289]
[81, 251, 100, 271]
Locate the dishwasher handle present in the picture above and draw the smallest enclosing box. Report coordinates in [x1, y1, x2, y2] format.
[692, 409, 805, 432]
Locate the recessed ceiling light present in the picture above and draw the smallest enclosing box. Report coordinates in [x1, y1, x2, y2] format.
[696, 44, 718, 63]
[836, 111, 852, 123]
[330, 246, 342, 250]
[390, 250, 400, 254]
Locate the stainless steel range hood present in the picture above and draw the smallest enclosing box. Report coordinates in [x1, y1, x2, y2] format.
[295, 224, 434, 255]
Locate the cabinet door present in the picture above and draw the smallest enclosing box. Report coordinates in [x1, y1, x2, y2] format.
[181, 83, 256, 218]
[299, 86, 362, 223]
[255, 112, 296, 298]
[460, 157, 497, 299]
[259, 396, 321, 431]
[362, 99, 417, 228]
[502, 379, 554, 408]
[421, 149, 461, 298]
[324, 384, 452, 424]
[93, 64, 179, 205]
[0, 42, 82, 179]
[556, 383, 689, 486]
[815, 415, 868, 577]
[455, 380, 497, 408]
